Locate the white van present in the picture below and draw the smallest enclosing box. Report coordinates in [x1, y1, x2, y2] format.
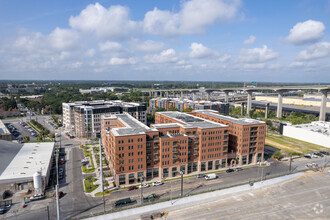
[205, 173, 217, 180]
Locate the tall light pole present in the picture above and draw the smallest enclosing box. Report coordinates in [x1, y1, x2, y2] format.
[140, 176, 144, 204]
[180, 171, 184, 197]
[99, 139, 105, 214]
[55, 139, 61, 220]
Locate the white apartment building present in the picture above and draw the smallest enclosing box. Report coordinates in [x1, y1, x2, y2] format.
[62, 100, 147, 138]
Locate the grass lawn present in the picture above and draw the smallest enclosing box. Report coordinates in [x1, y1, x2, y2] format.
[266, 132, 328, 155]
[84, 178, 99, 193]
[82, 147, 95, 173]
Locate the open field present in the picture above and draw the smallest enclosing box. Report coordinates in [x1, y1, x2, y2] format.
[266, 132, 328, 155]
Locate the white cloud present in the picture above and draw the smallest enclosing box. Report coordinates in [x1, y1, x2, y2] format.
[143, 0, 241, 37]
[218, 54, 231, 62]
[85, 49, 95, 57]
[189, 42, 217, 58]
[243, 35, 256, 45]
[129, 39, 165, 52]
[243, 63, 265, 69]
[99, 41, 122, 51]
[287, 20, 325, 45]
[69, 3, 139, 40]
[144, 49, 179, 63]
[289, 62, 304, 68]
[109, 57, 137, 65]
[297, 42, 330, 60]
[238, 45, 278, 63]
[48, 28, 79, 50]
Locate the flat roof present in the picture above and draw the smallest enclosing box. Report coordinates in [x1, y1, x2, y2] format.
[0, 120, 10, 135]
[288, 121, 330, 136]
[103, 113, 157, 137]
[0, 142, 55, 184]
[157, 111, 228, 129]
[193, 110, 265, 126]
[0, 140, 23, 175]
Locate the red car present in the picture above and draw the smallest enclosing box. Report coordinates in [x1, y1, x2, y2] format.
[54, 191, 64, 200]
[60, 158, 65, 164]
[127, 186, 138, 191]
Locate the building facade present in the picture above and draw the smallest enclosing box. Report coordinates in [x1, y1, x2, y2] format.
[149, 98, 229, 115]
[101, 110, 265, 186]
[63, 100, 147, 138]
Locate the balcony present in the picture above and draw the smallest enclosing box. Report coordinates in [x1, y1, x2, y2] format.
[154, 156, 159, 161]
[154, 150, 159, 155]
[194, 151, 199, 156]
[249, 144, 257, 148]
[154, 144, 159, 149]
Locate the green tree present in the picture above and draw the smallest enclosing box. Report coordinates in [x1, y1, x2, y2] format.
[36, 135, 43, 142]
[23, 136, 30, 142]
[168, 106, 179, 111]
[183, 107, 193, 112]
[273, 151, 283, 160]
[49, 133, 55, 141]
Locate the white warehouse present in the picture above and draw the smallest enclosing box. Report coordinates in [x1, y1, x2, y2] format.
[282, 121, 330, 148]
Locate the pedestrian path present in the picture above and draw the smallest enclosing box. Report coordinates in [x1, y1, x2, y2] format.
[88, 172, 304, 220]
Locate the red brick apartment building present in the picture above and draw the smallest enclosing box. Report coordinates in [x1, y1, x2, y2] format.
[101, 110, 265, 186]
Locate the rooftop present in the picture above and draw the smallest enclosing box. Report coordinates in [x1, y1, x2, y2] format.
[193, 110, 265, 125]
[0, 120, 10, 135]
[289, 121, 330, 136]
[157, 111, 228, 129]
[103, 113, 157, 137]
[0, 141, 55, 183]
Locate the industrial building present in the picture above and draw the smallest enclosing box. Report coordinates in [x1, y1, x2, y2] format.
[149, 98, 229, 115]
[0, 140, 55, 193]
[0, 120, 11, 141]
[62, 100, 147, 138]
[282, 121, 330, 148]
[101, 110, 265, 186]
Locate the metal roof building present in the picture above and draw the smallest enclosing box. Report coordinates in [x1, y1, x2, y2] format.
[0, 140, 55, 192]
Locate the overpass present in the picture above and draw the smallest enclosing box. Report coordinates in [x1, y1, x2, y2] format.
[141, 84, 330, 121]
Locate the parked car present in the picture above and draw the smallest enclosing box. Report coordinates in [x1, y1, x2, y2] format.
[236, 168, 243, 172]
[311, 154, 318, 158]
[58, 168, 63, 174]
[226, 169, 235, 173]
[304, 155, 312, 159]
[143, 194, 158, 202]
[139, 184, 150, 189]
[127, 186, 138, 191]
[60, 158, 65, 164]
[58, 173, 63, 180]
[205, 173, 217, 180]
[54, 191, 63, 200]
[115, 198, 133, 207]
[29, 194, 45, 201]
[314, 152, 323, 157]
[152, 181, 164, 186]
[196, 173, 205, 178]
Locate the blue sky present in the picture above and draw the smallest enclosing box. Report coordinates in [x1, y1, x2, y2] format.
[0, 0, 330, 82]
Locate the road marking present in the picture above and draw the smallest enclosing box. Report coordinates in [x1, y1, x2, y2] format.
[212, 191, 330, 220]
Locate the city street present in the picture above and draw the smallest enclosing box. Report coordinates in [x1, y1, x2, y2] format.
[1, 116, 329, 219]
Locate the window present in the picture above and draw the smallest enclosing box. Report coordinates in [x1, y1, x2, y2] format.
[180, 165, 186, 174]
[163, 168, 169, 178]
[215, 160, 220, 169]
[242, 155, 247, 165]
[153, 168, 159, 177]
[172, 167, 177, 177]
[208, 161, 213, 170]
[193, 162, 198, 172]
[119, 174, 126, 185]
[201, 162, 206, 171]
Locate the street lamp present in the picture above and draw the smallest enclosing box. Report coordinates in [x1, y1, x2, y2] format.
[140, 176, 144, 204]
[180, 171, 184, 197]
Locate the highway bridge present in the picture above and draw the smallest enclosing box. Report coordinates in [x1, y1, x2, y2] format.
[141, 84, 330, 121]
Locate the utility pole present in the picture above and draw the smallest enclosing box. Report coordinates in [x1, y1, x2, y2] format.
[56, 139, 61, 220]
[47, 206, 50, 220]
[99, 139, 105, 214]
[289, 155, 292, 173]
[140, 177, 144, 204]
[180, 171, 184, 197]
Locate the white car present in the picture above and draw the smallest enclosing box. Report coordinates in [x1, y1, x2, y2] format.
[311, 154, 318, 158]
[139, 184, 150, 189]
[152, 181, 164, 186]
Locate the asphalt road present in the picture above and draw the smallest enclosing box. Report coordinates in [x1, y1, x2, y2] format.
[162, 171, 330, 220]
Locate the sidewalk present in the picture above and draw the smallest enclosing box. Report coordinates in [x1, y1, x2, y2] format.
[88, 172, 304, 220]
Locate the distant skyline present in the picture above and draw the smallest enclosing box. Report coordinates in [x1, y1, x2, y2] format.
[0, 0, 330, 82]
